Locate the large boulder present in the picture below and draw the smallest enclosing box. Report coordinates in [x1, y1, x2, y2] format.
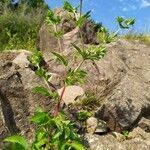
[36, 8, 100, 62]
[0, 51, 54, 147]
[93, 40, 150, 132]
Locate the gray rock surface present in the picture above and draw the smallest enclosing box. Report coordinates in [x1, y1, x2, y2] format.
[0, 51, 54, 147]
[85, 134, 150, 150]
[94, 40, 150, 132]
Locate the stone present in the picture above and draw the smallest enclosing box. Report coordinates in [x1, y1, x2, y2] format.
[86, 117, 98, 134]
[138, 117, 150, 132]
[85, 128, 150, 150]
[57, 85, 85, 105]
[12, 51, 31, 68]
[94, 119, 108, 134]
[128, 127, 150, 140]
[85, 133, 126, 150]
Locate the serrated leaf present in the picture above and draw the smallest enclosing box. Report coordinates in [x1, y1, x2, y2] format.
[32, 86, 51, 97]
[63, 0, 76, 13]
[32, 86, 58, 100]
[28, 51, 43, 67]
[52, 52, 68, 66]
[31, 111, 50, 125]
[65, 69, 87, 85]
[4, 135, 28, 149]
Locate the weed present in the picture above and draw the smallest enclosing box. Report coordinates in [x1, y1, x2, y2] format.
[122, 130, 129, 140]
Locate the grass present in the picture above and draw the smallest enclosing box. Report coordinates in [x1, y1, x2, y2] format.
[123, 32, 150, 45]
[0, 2, 47, 52]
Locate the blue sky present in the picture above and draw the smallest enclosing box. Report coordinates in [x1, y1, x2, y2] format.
[45, 0, 150, 33]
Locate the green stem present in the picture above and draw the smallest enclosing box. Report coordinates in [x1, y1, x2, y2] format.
[74, 59, 85, 72]
[80, 0, 83, 17]
[54, 24, 63, 52]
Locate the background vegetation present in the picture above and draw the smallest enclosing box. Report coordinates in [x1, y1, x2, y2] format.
[0, 0, 48, 51]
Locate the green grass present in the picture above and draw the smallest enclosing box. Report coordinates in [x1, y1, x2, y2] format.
[123, 33, 150, 45]
[0, 3, 47, 52]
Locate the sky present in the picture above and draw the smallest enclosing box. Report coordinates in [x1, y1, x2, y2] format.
[45, 0, 150, 33]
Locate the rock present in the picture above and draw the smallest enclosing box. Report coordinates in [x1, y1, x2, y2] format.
[0, 51, 55, 148]
[138, 117, 150, 132]
[43, 34, 150, 132]
[85, 128, 150, 150]
[128, 127, 150, 140]
[85, 133, 126, 150]
[57, 86, 85, 105]
[86, 117, 98, 134]
[37, 8, 100, 62]
[12, 51, 31, 68]
[111, 132, 126, 141]
[92, 40, 150, 132]
[94, 119, 108, 134]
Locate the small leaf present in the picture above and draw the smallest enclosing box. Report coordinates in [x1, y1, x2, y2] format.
[76, 11, 91, 27]
[52, 52, 68, 66]
[32, 86, 51, 98]
[67, 140, 85, 150]
[116, 17, 135, 29]
[4, 135, 28, 149]
[31, 111, 50, 125]
[65, 69, 87, 85]
[28, 51, 43, 67]
[63, 0, 76, 13]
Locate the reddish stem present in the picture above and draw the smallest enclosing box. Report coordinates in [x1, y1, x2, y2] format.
[53, 86, 66, 117]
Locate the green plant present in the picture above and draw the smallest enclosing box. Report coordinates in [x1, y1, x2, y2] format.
[122, 130, 129, 139]
[77, 110, 92, 121]
[4, 109, 85, 150]
[4, 0, 135, 149]
[0, 2, 47, 51]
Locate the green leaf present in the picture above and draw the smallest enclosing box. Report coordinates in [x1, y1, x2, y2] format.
[35, 68, 50, 81]
[35, 68, 46, 77]
[63, 0, 76, 13]
[32, 86, 51, 97]
[67, 140, 86, 150]
[76, 11, 91, 27]
[116, 17, 135, 29]
[77, 110, 92, 121]
[52, 52, 68, 66]
[28, 51, 43, 67]
[65, 69, 87, 85]
[32, 86, 58, 99]
[31, 111, 50, 126]
[46, 9, 61, 25]
[72, 43, 82, 54]
[4, 135, 28, 150]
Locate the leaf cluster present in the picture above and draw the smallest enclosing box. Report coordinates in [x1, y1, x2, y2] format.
[117, 17, 135, 29]
[72, 43, 106, 61]
[97, 27, 118, 43]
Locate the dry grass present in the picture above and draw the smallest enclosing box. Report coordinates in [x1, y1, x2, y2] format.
[123, 33, 150, 45]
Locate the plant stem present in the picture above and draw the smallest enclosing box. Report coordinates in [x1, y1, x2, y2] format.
[80, 0, 83, 17]
[54, 24, 63, 52]
[53, 86, 66, 117]
[74, 59, 85, 72]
